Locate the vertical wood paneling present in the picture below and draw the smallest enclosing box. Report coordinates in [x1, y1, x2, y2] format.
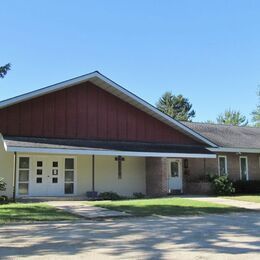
[117, 101, 127, 139]
[7, 105, 20, 136]
[43, 94, 55, 136]
[20, 101, 32, 136]
[77, 84, 87, 138]
[31, 97, 44, 136]
[87, 86, 98, 138]
[0, 109, 7, 134]
[127, 105, 136, 140]
[97, 87, 107, 139]
[107, 95, 117, 139]
[54, 90, 66, 137]
[66, 87, 77, 137]
[0, 81, 201, 145]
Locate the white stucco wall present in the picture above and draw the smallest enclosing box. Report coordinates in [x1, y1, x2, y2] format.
[0, 140, 14, 197]
[77, 155, 146, 196]
[0, 146, 146, 197]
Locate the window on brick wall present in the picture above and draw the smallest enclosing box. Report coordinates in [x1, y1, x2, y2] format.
[218, 155, 227, 176]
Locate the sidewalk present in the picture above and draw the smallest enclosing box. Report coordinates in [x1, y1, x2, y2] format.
[46, 201, 130, 219]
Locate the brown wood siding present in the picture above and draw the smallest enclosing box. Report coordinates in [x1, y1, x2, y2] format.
[0, 81, 201, 145]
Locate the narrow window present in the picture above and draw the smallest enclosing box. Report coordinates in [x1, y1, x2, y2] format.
[170, 161, 179, 177]
[218, 156, 227, 176]
[64, 158, 74, 194]
[18, 157, 30, 195]
[240, 156, 248, 180]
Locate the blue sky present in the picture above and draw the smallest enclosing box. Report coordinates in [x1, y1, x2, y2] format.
[1, 0, 260, 122]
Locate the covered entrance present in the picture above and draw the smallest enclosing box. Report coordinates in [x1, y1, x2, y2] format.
[17, 155, 76, 197]
[2, 136, 216, 199]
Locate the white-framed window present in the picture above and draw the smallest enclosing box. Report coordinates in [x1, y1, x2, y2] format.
[218, 155, 227, 176]
[64, 158, 75, 194]
[240, 156, 248, 180]
[18, 157, 30, 195]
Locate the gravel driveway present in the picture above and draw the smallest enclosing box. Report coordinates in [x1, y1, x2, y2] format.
[1, 212, 260, 259]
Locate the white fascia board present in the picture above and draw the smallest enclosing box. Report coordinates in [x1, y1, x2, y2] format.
[209, 147, 260, 153]
[0, 72, 98, 109]
[6, 146, 216, 158]
[0, 71, 217, 147]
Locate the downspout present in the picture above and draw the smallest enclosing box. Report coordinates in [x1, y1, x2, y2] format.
[92, 155, 95, 199]
[13, 152, 17, 202]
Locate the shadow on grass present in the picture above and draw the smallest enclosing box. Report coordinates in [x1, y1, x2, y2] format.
[94, 204, 249, 216]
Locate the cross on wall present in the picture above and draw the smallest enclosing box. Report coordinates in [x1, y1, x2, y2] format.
[115, 156, 125, 179]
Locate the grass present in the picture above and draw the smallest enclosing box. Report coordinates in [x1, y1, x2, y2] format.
[0, 203, 78, 224]
[88, 197, 249, 216]
[223, 194, 260, 203]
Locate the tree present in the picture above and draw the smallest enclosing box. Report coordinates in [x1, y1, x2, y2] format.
[156, 91, 195, 121]
[216, 109, 248, 126]
[251, 88, 260, 127]
[0, 63, 11, 78]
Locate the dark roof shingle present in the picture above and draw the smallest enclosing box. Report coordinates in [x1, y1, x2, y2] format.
[3, 136, 213, 155]
[183, 122, 260, 149]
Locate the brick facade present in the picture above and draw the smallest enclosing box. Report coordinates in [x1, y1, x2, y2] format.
[183, 153, 260, 182]
[183, 152, 260, 194]
[145, 153, 260, 196]
[145, 157, 168, 196]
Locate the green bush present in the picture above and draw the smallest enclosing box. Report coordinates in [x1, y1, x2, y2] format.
[98, 191, 122, 200]
[133, 192, 146, 199]
[211, 175, 235, 195]
[0, 195, 8, 203]
[0, 178, 6, 191]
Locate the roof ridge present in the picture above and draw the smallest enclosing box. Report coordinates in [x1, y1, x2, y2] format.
[182, 121, 259, 129]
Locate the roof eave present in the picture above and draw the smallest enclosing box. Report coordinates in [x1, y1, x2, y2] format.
[209, 147, 260, 153]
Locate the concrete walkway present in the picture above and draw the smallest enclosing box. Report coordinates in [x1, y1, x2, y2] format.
[1, 212, 260, 259]
[46, 201, 130, 219]
[187, 196, 260, 210]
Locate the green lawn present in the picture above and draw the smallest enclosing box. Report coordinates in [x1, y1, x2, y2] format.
[223, 195, 260, 203]
[88, 197, 249, 216]
[0, 203, 78, 224]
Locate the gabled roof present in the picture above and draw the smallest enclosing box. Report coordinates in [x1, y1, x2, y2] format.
[183, 121, 260, 150]
[0, 71, 216, 147]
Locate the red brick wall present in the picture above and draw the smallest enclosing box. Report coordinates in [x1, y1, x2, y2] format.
[184, 153, 260, 182]
[146, 157, 168, 196]
[145, 153, 260, 196]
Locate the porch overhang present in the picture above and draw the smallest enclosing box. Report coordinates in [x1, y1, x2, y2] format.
[3, 136, 216, 159]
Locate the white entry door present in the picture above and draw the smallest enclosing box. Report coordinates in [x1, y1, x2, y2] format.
[168, 159, 183, 193]
[29, 156, 64, 196]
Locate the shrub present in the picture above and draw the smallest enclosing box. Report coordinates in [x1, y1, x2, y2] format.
[0, 178, 6, 191]
[233, 180, 260, 194]
[133, 192, 146, 199]
[0, 195, 8, 203]
[98, 191, 122, 200]
[211, 175, 235, 195]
